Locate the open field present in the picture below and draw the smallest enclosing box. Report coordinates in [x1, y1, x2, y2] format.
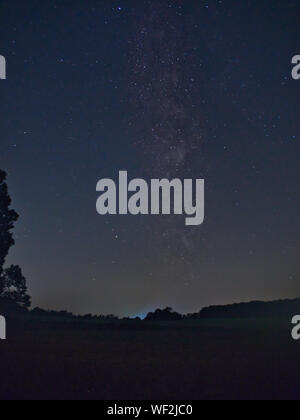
[0, 318, 299, 400]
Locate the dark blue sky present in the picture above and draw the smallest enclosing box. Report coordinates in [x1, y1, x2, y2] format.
[0, 0, 299, 316]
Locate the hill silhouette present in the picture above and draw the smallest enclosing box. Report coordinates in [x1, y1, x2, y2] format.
[195, 298, 300, 319]
[12, 298, 299, 324]
[141, 299, 300, 322]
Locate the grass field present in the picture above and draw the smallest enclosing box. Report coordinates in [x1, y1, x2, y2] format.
[0, 318, 299, 400]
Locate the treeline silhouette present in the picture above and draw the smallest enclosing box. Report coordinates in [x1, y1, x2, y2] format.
[2, 298, 300, 323]
[31, 307, 120, 322]
[143, 300, 300, 321]
[197, 299, 300, 319]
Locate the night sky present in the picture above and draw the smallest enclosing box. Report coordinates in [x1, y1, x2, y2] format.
[1, 0, 299, 317]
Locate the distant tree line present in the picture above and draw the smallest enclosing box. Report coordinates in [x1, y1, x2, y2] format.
[31, 307, 119, 322]
[22, 299, 300, 323]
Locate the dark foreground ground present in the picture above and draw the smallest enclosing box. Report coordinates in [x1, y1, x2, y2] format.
[0, 317, 299, 400]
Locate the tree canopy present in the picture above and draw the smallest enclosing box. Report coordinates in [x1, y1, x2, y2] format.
[0, 170, 31, 308]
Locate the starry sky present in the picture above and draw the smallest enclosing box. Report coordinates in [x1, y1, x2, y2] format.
[0, 0, 299, 317]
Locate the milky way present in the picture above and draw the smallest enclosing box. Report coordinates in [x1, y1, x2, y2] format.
[129, 1, 207, 265]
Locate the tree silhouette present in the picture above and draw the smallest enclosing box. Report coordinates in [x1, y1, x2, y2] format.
[0, 170, 31, 308]
[145, 307, 182, 322]
[0, 170, 18, 275]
